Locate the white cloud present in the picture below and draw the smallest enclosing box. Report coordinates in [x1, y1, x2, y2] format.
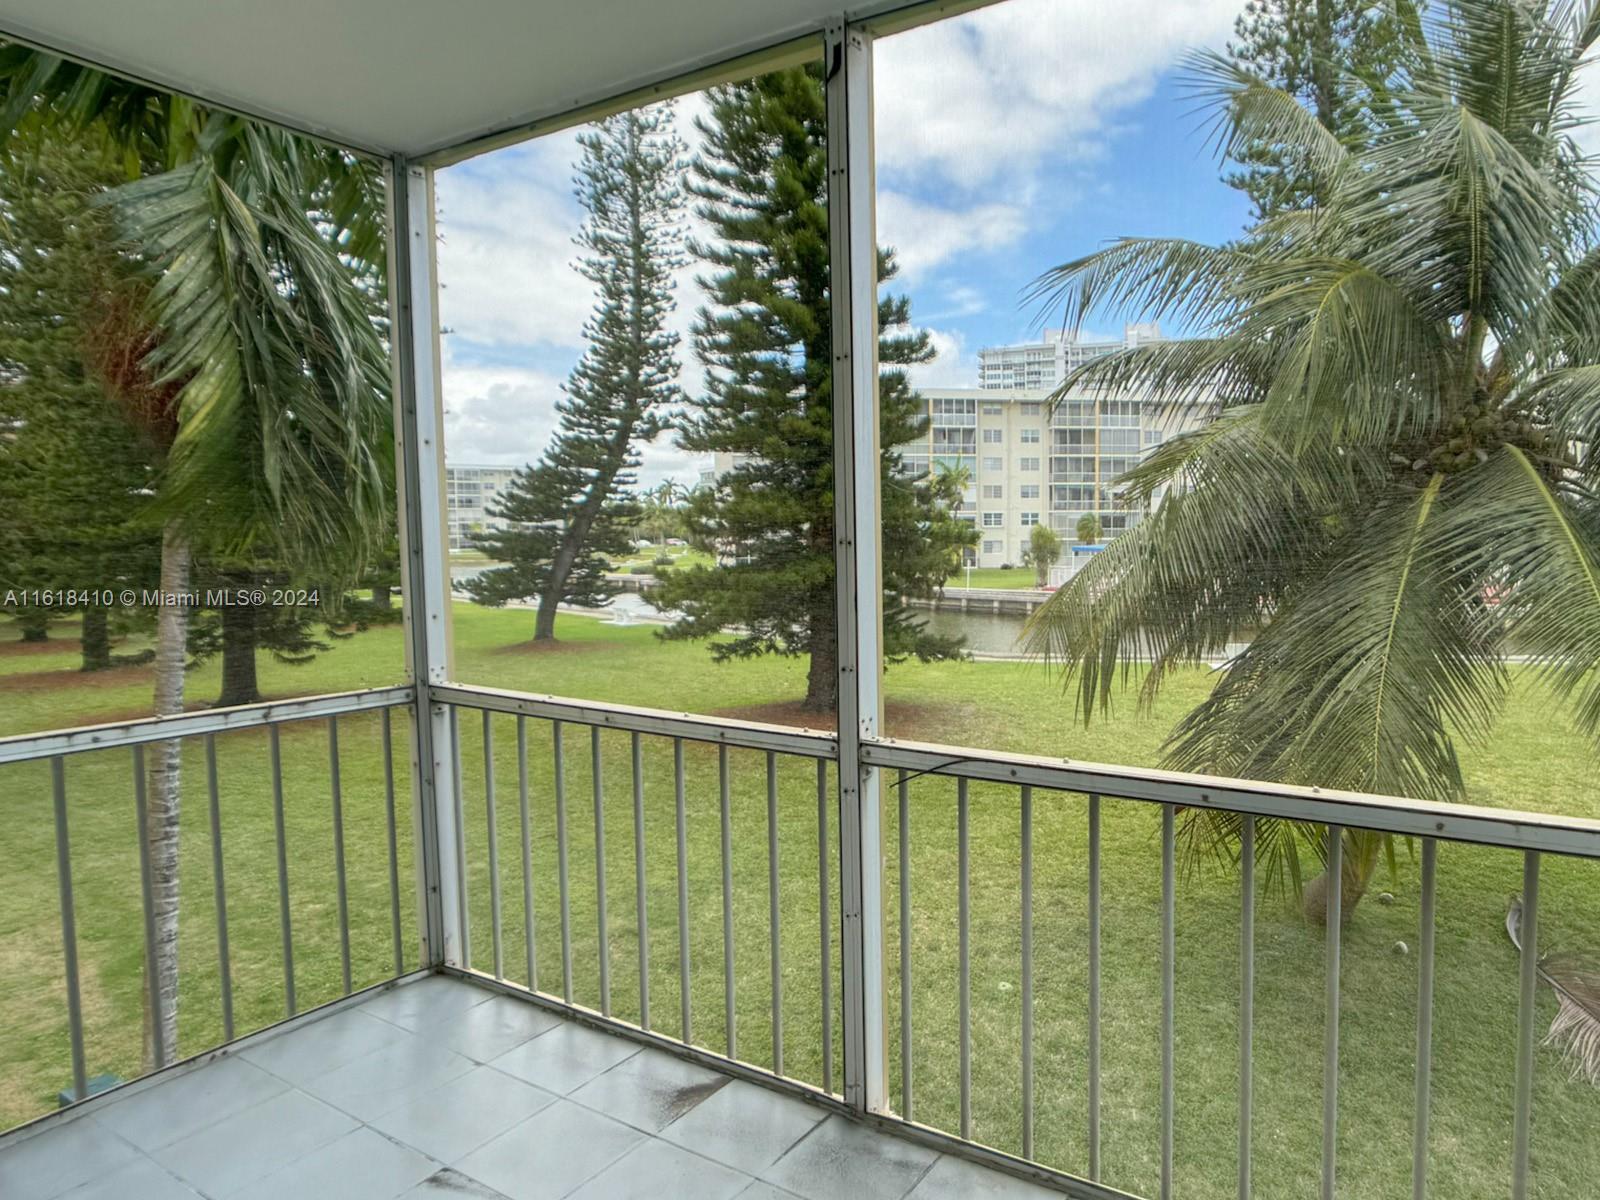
[877, 189, 1028, 277]
[434, 133, 591, 350]
[442, 356, 710, 486]
[907, 328, 980, 389]
[440, 358, 564, 466]
[1572, 56, 1600, 162]
[873, 0, 1237, 192]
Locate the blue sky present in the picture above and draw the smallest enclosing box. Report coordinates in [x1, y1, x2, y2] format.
[430, 0, 1253, 483]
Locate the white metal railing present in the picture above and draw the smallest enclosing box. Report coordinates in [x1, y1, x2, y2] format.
[1, 686, 419, 1111]
[7, 677, 1596, 1198]
[857, 736, 1597, 1199]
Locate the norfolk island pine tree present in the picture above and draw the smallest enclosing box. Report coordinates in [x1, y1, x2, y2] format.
[649, 65, 976, 714]
[464, 103, 687, 641]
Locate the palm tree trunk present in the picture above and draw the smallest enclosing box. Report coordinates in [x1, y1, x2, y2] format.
[1301, 828, 1383, 926]
[144, 522, 188, 1068]
[79, 607, 111, 671]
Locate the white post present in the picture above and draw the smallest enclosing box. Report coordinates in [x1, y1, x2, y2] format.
[388, 157, 464, 969]
[825, 20, 889, 1115]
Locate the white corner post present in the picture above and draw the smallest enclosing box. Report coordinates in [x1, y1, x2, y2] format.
[388, 156, 464, 969]
[826, 20, 889, 1115]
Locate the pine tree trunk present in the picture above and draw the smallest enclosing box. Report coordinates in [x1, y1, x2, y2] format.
[533, 593, 559, 641]
[144, 523, 188, 1069]
[804, 599, 838, 713]
[217, 599, 261, 706]
[17, 610, 49, 642]
[79, 607, 111, 671]
[370, 584, 393, 609]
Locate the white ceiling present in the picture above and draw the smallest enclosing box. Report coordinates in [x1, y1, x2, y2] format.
[0, 0, 945, 161]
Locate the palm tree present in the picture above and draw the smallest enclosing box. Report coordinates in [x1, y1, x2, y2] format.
[0, 53, 393, 1058]
[1024, 0, 1600, 921]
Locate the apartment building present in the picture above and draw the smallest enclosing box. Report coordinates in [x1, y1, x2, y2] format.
[704, 326, 1209, 570]
[445, 464, 519, 551]
[976, 322, 1163, 391]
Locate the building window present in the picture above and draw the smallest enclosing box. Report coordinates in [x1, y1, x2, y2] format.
[1145, 428, 1165, 445]
[983, 539, 1002, 554]
[982, 484, 1003, 499]
[982, 402, 1003, 415]
[1020, 402, 1042, 416]
[1021, 512, 1041, 526]
[1019, 457, 1040, 471]
[1020, 484, 1040, 499]
[983, 456, 1003, 472]
[982, 428, 1003, 444]
[1020, 428, 1040, 444]
[982, 512, 1003, 527]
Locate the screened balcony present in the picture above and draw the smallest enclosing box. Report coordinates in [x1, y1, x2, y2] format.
[4, 2, 1600, 1200]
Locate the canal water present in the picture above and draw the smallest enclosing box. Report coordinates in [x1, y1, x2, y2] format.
[453, 563, 1035, 657]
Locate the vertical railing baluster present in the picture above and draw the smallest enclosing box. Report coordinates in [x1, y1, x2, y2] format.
[818, 758, 834, 1094]
[898, 769, 912, 1120]
[1089, 792, 1102, 1182]
[1322, 826, 1343, 1200]
[1512, 850, 1541, 1200]
[132, 744, 167, 1068]
[720, 744, 736, 1059]
[1161, 802, 1175, 1200]
[1412, 837, 1437, 1200]
[958, 777, 971, 1141]
[554, 720, 572, 1003]
[518, 715, 537, 991]
[450, 707, 471, 970]
[1240, 814, 1255, 1200]
[382, 708, 404, 977]
[205, 735, 234, 1040]
[593, 726, 610, 1016]
[270, 725, 296, 1015]
[484, 711, 504, 980]
[634, 732, 650, 1030]
[52, 758, 87, 1103]
[329, 717, 352, 995]
[1021, 785, 1034, 1161]
[675, 738, 692, 1044]
[767, 751, 783, 1075]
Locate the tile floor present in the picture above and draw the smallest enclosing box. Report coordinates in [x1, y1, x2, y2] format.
[0, 975, 1063, 1200]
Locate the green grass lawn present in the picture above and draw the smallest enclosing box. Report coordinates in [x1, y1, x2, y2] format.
[3, 606, 1599, 1198]
[952, 567, 1042, 589]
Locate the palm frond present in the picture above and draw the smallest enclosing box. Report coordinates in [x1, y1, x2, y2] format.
[1183, 48, 1353, 189]
[1024, 237, 1250, 342]
[1162, 473, 1504, 802]
[1507, 894, 1600, 1086]
[1464, 446, 1600, 739]
[1022, 408, 1375, 718]
[97, 119, 392, 578]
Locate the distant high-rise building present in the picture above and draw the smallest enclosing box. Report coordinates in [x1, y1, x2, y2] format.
[706, 322, 1212, 570]
[899, 323, 1212, 568]
[445, 464, 519, 552]
[976, 322, 1163, 391]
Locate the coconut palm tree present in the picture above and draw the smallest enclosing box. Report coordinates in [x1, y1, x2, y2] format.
[1024, 0, 1600, 921]
[0, 52, 392, 1059]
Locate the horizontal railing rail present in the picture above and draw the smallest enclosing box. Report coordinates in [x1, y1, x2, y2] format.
[0, 684, 416, 764]
[861, 734, 1600, 859]
[428, 682, 840, 759]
